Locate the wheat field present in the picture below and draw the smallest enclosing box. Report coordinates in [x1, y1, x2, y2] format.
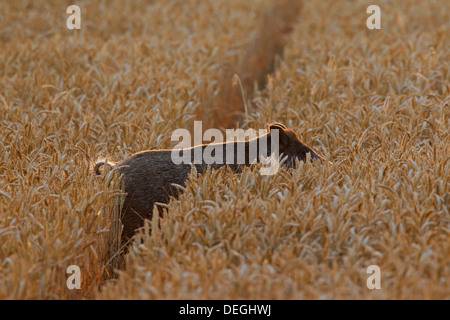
[0, 0, 449, 300]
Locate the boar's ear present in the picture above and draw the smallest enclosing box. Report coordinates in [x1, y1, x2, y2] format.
[268, 122, 290, 153]
[268, 122, 287, 130]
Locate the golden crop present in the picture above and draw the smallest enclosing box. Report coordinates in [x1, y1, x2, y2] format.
[0, 0, 448, 299]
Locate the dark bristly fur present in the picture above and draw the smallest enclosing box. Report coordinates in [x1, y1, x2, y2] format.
[95, 123, 327, 244]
